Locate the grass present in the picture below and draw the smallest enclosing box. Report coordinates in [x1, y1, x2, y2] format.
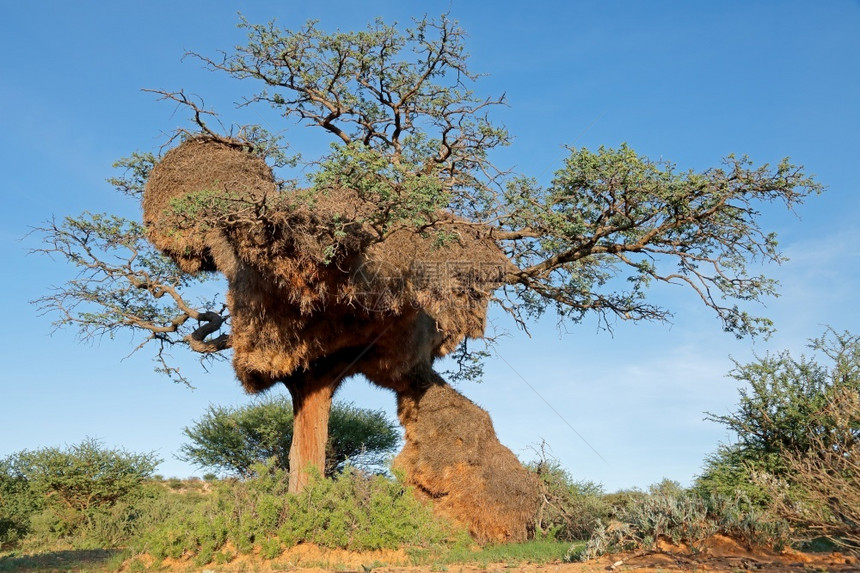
[407, 537, 579, 569]
[0, 548, 128, 572]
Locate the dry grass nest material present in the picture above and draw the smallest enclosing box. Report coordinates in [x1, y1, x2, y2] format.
[144, 137, 507, 314]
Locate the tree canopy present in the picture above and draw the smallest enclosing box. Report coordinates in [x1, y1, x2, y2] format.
[179, 397, 399, 477]
[33, 13, 821, 384]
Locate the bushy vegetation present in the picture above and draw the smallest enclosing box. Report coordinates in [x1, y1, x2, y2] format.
[754, 384, 860, 551]
[697, 330, 860, 500]
[0, 441, 462, 567]
[529, 450, 611, 541]
[179, 396, 399, 477]
[576, 480, 789, 561]
[696, 329, 860, 551]
[132, 462, 460, 566]
[0, 438, 159, 549]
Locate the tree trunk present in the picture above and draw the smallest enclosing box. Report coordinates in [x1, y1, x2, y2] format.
[391, 363, 540, 543]
[285, 377, 337, 493]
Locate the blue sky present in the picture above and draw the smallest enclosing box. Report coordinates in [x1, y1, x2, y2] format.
[2, 1, 859, 491]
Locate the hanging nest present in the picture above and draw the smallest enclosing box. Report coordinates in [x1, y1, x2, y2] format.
[143, 137, 508, 389]
[143, 137, 277, 274]
[143, 136, 540, 542]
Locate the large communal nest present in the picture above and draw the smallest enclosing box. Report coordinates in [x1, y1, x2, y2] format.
[143, 137, 508, 388]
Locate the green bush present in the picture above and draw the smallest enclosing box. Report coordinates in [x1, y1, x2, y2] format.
[0, 438, 159, 548]
[179, 396, 399, 477]
[278, 468, 458, 550]
[696, 329, 860, 505]
[133, 462, 460, 565]
[15, 438, 159, 513]
[579, 482, 789, 561]
[753, 385, 860, 552]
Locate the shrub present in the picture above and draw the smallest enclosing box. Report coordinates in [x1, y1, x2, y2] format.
[278, 467, 458, 550]
[179, 396, 399, 477]
[578, 482, 789, 561]
[529, 454, 610, 540]
[696, 329, 860, 552]
[133, 462, 460, 564]
[0, 438, 159, 546]
[696, 329, 860, 505]
[753, 385, 860, 552]
[15, 438, 160, 513]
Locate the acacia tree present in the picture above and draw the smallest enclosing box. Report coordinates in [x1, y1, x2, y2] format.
[180, 397, 399, 478]
[34, 15, 821, 542]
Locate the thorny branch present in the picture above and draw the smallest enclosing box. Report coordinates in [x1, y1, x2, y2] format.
[30, 214, 231, 386]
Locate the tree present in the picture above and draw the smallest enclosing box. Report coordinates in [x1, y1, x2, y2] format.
[179, 397, 399, 478]
[34, 15, 821, 542]
[696, 330, 860, 507]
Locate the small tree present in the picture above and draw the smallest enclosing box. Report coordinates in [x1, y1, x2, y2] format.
[179, 397, 399, 477]
[1, 438, 159, 540]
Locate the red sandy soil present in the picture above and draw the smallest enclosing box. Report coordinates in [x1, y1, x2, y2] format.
[127, 535, 858, 572]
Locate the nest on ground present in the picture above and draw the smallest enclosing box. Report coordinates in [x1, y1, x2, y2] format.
[143, 137, 507, 391]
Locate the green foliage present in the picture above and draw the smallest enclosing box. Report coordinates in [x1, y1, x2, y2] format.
[579, 482, 789, 561]
[312, 141, 451, 237]
[696, 329, 860, 504]
[504, 146, 821, 336]
[179, 396, 399, 477]
[13, 438, 159, 514]
[326, 402, 400, 475]
[134, 462, 459, 564]
[106, 152, 157, 198]
[202, 14, 508, 217]
[277, 467, 457, 550]
[0, 440, 159, 549]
